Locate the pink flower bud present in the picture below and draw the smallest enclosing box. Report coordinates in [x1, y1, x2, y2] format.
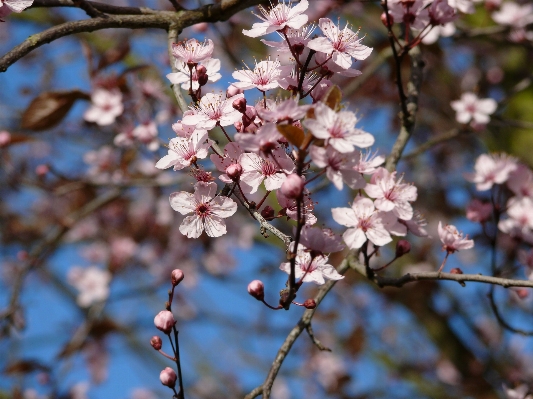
[198, 74, 209, 87]
[280, 174, 305, 199]
[395, 240, 411, 258]
[303, 299, 316, 309]
[196, 65, 207, 76]
[226, 163, 243, 181]
[192, 22, 209, 32]
[232, 97, 247, 113]
[515, 288, 529, 300]
[381, 12, 394, 27]
[261, 205, 275, 221]
[154, 310, 176, 334]
[160, 367, 177, 388]
[35, 164, 49, 177]
[247, 280, 265, 301]
[0, 131, 11, 148]
[150, 336, 162, 350]
[171, 269, 184, 286]
[450, 268, 463, 274]
[226, 85, 243, 98]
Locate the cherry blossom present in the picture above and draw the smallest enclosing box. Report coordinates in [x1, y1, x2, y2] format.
[83, 89, 123, 126]
[498, 197, 533, 241]
[304, 102, 374, 153]
[502, 384, 533, 399]
[210, 142, 254, 192]
[492, 2, 533, 28]
[277, 187, 317, 225]
[428, 0, 457, 26]
[132, 121, 159, 151]
[466, 199, 492, 223]
[466, 153, 518, 191]
[365, 167, 418, 220]
[507, 164, 533, 198]
[314, 51, 363, 77]
[307, 18, 373, 69]
[232, 59, 282, 92]
[156, 131, 212, 171]
[261, 25, 315, 52]
[450, 92, 497, 124]
[256, 97, 310, 123]
[169, 182, 237, 238]
[243, 0, 309, 38]
[171, 38, 214, 65]
[0, 0, 33, 14]
[385, 0, 430, 30]
[67, 266, 112, 308]
[240, 147, 295, 193]
[352, 150, 385, 175]
[309, 145, 365, 190]
[182, 92, 244, 130]
[438, 222, 474, 253]
[166, 58, 221, 90]
[279, 244, 343, 285]
[332, 196, 394, 249]
[400, 211, 430, 237]
[298, 225, 345, 254]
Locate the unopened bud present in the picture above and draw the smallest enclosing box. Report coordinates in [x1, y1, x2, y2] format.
[226, 163, 243, 181]
[154, 310, 176, 334]
[292, 43, 305, 56]
[226, 85, 243, 98]
[35, 164, 49, 177]
[247, 280, 265, 301]
[515, 288, 529, 299]
[160, 367, 177, 388]
[450, 268, 463, 274]
[150, 336, 162, 350]
[196, 64, 207, 76]
[261, 205, 275, 221]
[171, 269, 184, 286]
[0, 131, 11, 148]
[303, 299, 316, 309]
[280, 174, 305, 199]
[381, 12, 394, 27]
[395, 240, 411, 258]
[198, 74, 209, 86]
[232, 97, 247, 113]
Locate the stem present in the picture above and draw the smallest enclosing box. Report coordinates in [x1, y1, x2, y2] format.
[173, 327, 185, 399]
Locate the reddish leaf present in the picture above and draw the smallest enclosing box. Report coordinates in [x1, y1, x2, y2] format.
[21, 90, 90, 131]
[277, 124, 305, 148]
[323, 85, 342, 111]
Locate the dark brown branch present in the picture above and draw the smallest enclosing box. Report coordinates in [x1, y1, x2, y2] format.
[32, 0, 151, 15]
[72, 0, 108, 18]
[1, 0, 264, 73]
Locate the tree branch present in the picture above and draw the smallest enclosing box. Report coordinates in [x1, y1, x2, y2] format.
[244, 254, 356, 399]
[32, 0, 152, 15]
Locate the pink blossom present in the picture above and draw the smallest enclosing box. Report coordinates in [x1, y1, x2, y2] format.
[182, 93, 244, 130]
[261, 25, 315, 52]
[365, 167, 418, 220]
[169, 182, 237, 238]
[448, 0, 475, 14]
[279, 244, 343, 285]
[171, 38, 214, 65]
[240, 147, 295, 193]
[83, 89, 123, 126]
[498, 197, 533, 240]
[256, 97, 310, 123]
[332, 196, 394, 249]
[386, 0, 430, 30]
[67, 266, 112, 308]
[0, 0, 33, 14]
[304, 102, 374, 153]
[309, 145, 365, 190]
[492, 2, 533, 28]
[314, 52, 363, 77]
[232, 59, 282, 92]
[307, 18, 372, 69]
[466, 153, 518, 191]
[0, 130, 11, 147]
[352, 150, 385, 174]
[502, 384, 533, 399]
[243, 0, 309, 38]
[401, 211, 430, 237]
[247, 280, 265, 300]
[132, 121, 159, 151]
[438, 222, 474, 253]
[172, 116, 197, 138]
[421, 22, 456, 45]
[507, 164, 533, 197]
[279, 173, 305, 198]
[159, 367, 177, 388]
[299, 225, 345, 254]
[166, 58, 221, 90]
[466, 199, 492, 223]
[450, 92, 497, 124]
[156, 131, 212, 170]
[428, 0, 457, 25]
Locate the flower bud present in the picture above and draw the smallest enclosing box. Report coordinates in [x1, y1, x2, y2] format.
[303, 299, 316, 309]
[381, 12, 394, 27]
[261, 205, 275, 221]
[35, 164, 49, 177]
[292, 43, 305, 56]
[247, 280, 265, 301]
[226, 163, 243, 181]
[395, 240, 411, 258]
[196, 64, 207, 77]
[150, 336, 162, 350]
[515, 288, 529, 300]
[192, 22, 209, 32]
[0, 131, 11, 148]
[232, 97, 247, 113]
[171, 269, 184, 286]
[154, 310, 176, 334]
[198, 74, 209, 87]
[160, 367, 177, 388]
[280, 174, 305, 199]
[226, 85, 243, 98]
[450, 268, 463, 274]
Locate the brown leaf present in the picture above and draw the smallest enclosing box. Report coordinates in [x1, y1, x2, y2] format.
[4, 359, 50, 375]
[277, 124, 305, 148]
[21, 90, 90, 131]
[323, 85, 342, 111]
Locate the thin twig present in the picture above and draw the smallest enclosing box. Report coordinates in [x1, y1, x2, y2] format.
[72, 0, 108, 18]
[305, 324, 331, 351]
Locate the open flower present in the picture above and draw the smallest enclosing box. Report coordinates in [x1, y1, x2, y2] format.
[438, 222, 474, 253]
[167, 58, 221, 90]
[279, 244, 343, 285]
[232, 59, 282, 92]
[171, 38, 214, 65]
[68, 266, 112, 308]
[182, 93, 244, 130]
[84, 89, 123, 126]
[307, 18, 372, 69]
[243, 0, 309, 38]
[169, 182, 237, 238]
[451, 92, 497, 125]
[465, 153, 518, 191]
[156, 130, 212, 170]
